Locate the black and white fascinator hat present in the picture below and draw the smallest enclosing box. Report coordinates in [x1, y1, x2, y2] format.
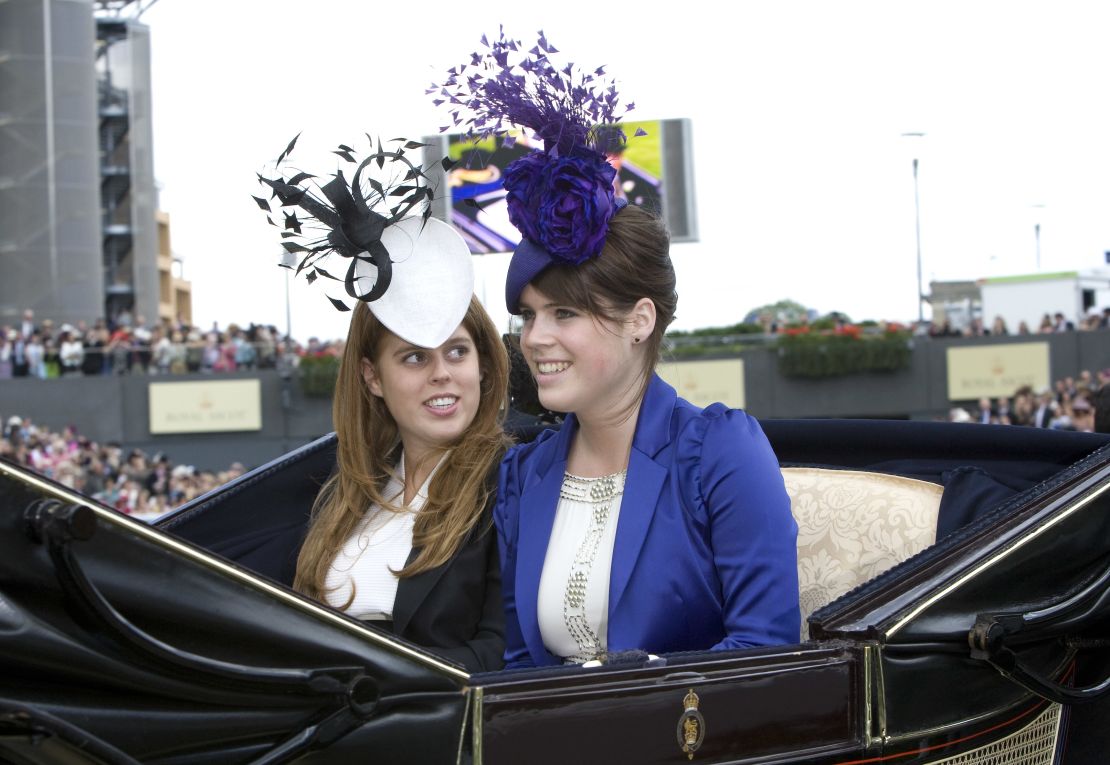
[254, 134, 474, 348]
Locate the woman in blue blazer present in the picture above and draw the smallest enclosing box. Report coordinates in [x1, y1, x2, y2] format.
[497, 371, 800, 667]
[434, 32, 799, 668]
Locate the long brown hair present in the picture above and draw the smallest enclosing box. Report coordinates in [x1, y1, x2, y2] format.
[294, 296, 509, 601]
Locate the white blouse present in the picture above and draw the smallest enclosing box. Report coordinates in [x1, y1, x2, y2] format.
[537, 471, 626, 663]
[323, 453, 443, 620]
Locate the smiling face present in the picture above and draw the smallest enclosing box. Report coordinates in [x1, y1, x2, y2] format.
[519, 284, 650, 422]
[360, 323, 481, 463]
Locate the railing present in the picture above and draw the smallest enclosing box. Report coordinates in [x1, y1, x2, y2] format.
[0, 341, 292, 379]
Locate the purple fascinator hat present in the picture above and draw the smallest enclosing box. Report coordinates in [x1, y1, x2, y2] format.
[254, 135, 475, 348]
[431, 29, 643, 313]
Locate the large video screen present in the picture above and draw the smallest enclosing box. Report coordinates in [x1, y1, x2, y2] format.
[424, 118, 697, 255]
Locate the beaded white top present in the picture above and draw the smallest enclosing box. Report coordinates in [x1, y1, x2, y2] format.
[537, 470, 626, 663]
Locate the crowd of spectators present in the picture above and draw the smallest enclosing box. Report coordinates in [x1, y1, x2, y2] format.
[3, 304, 1106, 378]
[929, 308, 1110, 338]
[3, 374, 1105, 524]
[948, 368, 1110, 434]
[1, 415, 247, 520]
[0, 308, 345, 380]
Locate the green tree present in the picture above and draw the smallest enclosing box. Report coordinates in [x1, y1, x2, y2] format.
[747, 299, 809, 326]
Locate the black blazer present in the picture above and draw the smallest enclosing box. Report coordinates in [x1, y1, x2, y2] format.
[394, 421, 552, 670]
[159, 434, 505, 673]
[390, 502, 504, 673]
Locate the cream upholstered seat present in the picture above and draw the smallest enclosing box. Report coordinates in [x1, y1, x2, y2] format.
[782, 468, 943, 639]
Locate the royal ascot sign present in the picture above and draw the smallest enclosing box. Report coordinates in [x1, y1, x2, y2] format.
[148, 380, 263, 434]
[658, 359, 746, 410]
[946, 342, 1050, 401]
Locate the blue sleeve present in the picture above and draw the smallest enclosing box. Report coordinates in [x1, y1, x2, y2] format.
[696, 409, 800, 648]
[493, 445, 536, 669]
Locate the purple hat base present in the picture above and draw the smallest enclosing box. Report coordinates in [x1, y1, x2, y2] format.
[505, 239, 554, 314]
[505, 198, 628, 314]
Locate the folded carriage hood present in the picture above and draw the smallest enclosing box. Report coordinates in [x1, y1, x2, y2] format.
[0, 456, 471, 764]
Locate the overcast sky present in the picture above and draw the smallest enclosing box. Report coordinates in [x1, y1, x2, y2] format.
[141, 0, 1110, 341]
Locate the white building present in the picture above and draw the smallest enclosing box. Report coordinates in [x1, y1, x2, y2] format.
[979, 270, 1110, 332]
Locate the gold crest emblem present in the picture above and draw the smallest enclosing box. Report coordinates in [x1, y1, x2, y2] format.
[676, 688, 705, 759]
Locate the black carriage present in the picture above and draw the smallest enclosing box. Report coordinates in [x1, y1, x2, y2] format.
[2, 420, 1107, 764]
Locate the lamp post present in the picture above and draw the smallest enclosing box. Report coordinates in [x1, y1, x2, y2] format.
[284, 268, 294, 343]
[278, 250, 296, 421]
[280, 250, 295, 343]
[901, 133, 926, 325]
[1031, 204, 1046, 271]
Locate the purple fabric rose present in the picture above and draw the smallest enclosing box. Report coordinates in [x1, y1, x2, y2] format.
[503, 151, 547, 244]
[533, 151, 617, 264]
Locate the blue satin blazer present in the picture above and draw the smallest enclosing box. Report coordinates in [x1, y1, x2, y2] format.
[495, 375, 800, 668]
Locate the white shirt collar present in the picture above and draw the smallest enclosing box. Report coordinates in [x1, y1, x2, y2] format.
[391, 450, 448, 507]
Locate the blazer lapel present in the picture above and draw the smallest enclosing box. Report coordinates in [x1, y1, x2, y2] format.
[391, 545, 448, 637]
[515, 419, 574, 665]
[385, 450, 444, 638]
[609, 375, 677, 615]
[608, 449, 667, 614]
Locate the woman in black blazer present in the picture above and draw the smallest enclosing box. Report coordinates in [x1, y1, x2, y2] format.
[386, 477, 504, 671]
[257, 138, 510, 672]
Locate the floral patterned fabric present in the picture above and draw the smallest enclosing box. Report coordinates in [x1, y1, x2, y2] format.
[782, 468, 943, 639]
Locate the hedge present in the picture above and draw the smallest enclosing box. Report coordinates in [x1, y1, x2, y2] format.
[298, 354, 340, 397]
[776, 333, 912, 378]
